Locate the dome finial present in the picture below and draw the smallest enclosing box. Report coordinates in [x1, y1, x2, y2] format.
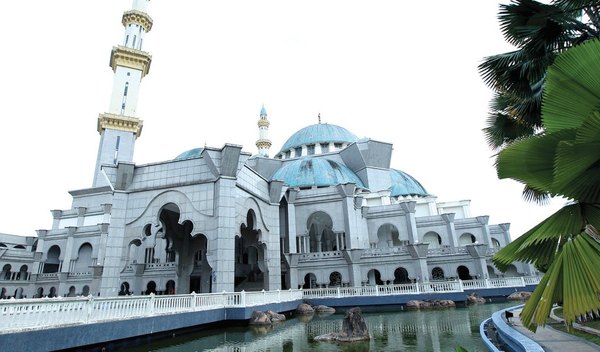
[318, 113, 321, 124]
[260, 105, 267, 117]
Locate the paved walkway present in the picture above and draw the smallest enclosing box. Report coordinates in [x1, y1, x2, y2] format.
[510, 309, 600, 352]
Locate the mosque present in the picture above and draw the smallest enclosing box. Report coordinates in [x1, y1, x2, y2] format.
[0, 1, 531, 299]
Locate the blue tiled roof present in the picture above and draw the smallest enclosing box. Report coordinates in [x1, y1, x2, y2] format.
[279, 124, 359, 153]
[271, 157, 365, 188]
[174, 148, 203, 160]
[389, 169, 429, 197]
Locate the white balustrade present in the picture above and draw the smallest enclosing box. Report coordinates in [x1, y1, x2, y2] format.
[0, 289, 303, 333]
[302, 276, 540, 299]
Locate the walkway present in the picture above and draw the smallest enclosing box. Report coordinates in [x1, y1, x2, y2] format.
[511, 308, 600, 352]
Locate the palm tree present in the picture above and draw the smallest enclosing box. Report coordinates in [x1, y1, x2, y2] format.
[480, 0, 599, 151]
[493, 38, 600, 330]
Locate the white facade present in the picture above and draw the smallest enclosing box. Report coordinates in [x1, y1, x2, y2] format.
[0, 2, 534, 300]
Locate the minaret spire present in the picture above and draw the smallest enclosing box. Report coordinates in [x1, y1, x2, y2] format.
[256, 105, 272, 157]
[93, 0, 152, 187]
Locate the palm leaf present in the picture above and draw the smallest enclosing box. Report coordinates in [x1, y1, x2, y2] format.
[553, 140, 600, 202]
[496, 129, 576, 192]
[542, 38, 600, 132]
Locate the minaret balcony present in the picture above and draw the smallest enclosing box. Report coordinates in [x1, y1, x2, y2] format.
[122, 10, 153, 32]
[110, 46, 152, 77]
[97, 113, 143, 137]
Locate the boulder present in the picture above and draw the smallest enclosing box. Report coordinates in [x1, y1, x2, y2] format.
[249, 310, 286, 325]
[467, 292, 486, 304]
[266, 310, 286, 322]
[508, 291, 532, 300]
[296, 303, 315, 315]
[314, 307, 370, 342]
[249, 311, 272, 325]
[405, 299, 455, 309]
[314, 305, 336, 314]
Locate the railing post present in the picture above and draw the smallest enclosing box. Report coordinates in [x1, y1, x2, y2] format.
[337, 287, 341, 298]
[147, 293, 155, 316]
[262, 289, 266, 304]
[86, 295, 94, 323]
[458, 279, 464, 292]
[485, 278, 490, 288]
[241, 290, 246, 307]
[415, 282, 420, 294]
[277, 289, 281, 303]
[191, 292, 197, 311]
[520, 277, 525, 287]
[375, 285, 379, 296]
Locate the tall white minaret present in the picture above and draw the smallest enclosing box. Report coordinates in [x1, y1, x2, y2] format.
[93, 0, 153, 187]
[256, 105, 272, 157]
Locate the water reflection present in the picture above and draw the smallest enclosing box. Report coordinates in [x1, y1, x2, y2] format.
[126, 302, 515, 352]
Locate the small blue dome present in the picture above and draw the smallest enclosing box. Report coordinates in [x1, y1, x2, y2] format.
[389, 169, 428, 197]
[279, 124, 359, 154]
[174, 148, 203, 160]
[272, 157, 365, 188]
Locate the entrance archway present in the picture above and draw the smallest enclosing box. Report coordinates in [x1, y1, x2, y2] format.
[235, 210, 267, 291]
[393, 267, 410, 284]
[367, 269, 383, 286]
[307, 211, 335, 252]
[145, 281, 157, 295]
[303, 273, 317, 289]
[377, 224, 401, 248]
[44, 246, 61, 273]
[457, 265, 472, 280]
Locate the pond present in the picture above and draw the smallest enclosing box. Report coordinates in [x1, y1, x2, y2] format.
[124, 301, 516, 352]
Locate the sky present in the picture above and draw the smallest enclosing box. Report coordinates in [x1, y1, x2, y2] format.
[0, 1, 563, 238]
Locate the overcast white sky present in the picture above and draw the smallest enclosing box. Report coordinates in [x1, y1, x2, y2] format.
[0, 1, 563, 238]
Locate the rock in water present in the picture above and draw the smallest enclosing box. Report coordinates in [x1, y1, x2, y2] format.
[296, 303, 315, 315]
[340, 307, 369, 339]
[314, 307, 370, 342]
[249, 311, 272, 325]
[507, 291, 531, 300]
[467, 292, 486, 304]
[315, 305, 336, 314]
[266, 310, 286, 322]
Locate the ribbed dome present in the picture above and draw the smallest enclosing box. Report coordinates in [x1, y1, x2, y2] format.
[271, 157, 365, 188]
[279, 124, 358, 154]
[174, 148, 203, 161]
[389, 169, 428, 197]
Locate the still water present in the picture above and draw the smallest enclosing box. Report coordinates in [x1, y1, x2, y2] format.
[126, 301, 515, 352]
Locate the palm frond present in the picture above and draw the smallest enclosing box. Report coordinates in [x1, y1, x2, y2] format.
[542, 38, 600, 132]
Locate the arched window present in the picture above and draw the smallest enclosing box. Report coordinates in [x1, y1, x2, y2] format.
[1, 264, 11, 280]
[431, 267, 445, 280]
[459, 233, 477, 246]
[423, 232, 443, 249]
[329, 272, 342, 287]
[74, 243, 93, 273]
[44, 245, 61, 273]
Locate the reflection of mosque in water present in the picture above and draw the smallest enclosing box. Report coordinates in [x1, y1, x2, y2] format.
[146, 305, 506, 352]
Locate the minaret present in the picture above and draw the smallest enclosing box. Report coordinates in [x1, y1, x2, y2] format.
[256, 105, 272, 157]
[93, 0, 153, 187]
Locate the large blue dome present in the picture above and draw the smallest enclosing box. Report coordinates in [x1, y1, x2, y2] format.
[271, 157, 365, 188]
[279, 124, 359, 153]
[389, 169, 428, 197]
